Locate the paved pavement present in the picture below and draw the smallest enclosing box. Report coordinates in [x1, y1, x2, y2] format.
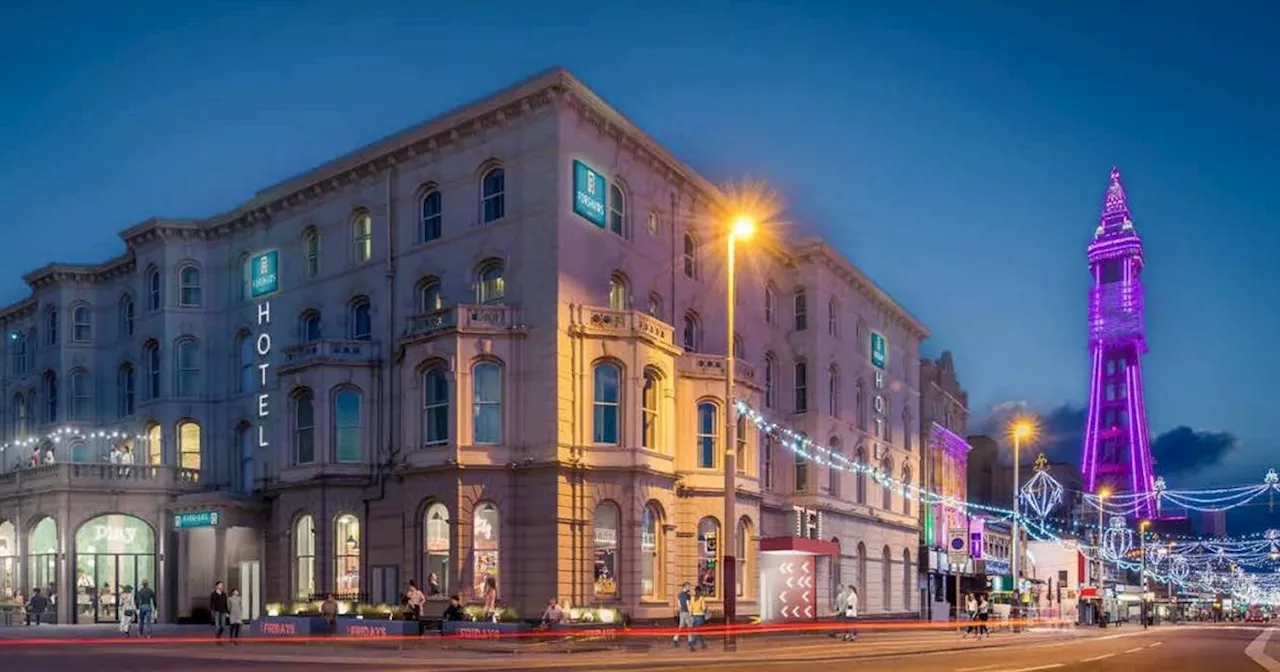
[0, 623, 1274, 671]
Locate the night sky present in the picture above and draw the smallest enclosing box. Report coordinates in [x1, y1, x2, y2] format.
[2, 2, 1276, 516]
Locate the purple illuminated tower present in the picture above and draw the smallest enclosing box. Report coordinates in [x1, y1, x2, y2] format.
[1081, 167, 1156, 518]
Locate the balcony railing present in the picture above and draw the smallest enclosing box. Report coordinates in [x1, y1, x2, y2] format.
[0, 463, 202, 494]
[403, 305, 519, 340]
[576, 307, 674, 345]
[676, 353, 757, 383]
[281, 339, 380, 368]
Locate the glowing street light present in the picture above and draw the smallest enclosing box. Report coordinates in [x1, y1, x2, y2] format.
[1008, 416, 1038, 600]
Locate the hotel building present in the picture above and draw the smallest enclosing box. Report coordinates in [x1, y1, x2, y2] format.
[0, 68, 927, 624]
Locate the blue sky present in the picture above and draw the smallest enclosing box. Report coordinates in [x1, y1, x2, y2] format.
[1, 1, 1276, 489]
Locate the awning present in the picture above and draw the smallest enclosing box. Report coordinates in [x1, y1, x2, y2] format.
[1079, 587, 1099, 599]
[760, 537, 839, 556]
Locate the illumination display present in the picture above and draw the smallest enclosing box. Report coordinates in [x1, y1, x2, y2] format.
[1019, 454, 1064, 521]
[1080, 167, 1157, 517]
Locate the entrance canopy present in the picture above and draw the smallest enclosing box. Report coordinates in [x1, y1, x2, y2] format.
[760, 537, 838, 556]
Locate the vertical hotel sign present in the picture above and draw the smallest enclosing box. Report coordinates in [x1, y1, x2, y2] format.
[572, 160, 607, 228]
[249, 250, 279, 450]
[870, 331, 887, 370]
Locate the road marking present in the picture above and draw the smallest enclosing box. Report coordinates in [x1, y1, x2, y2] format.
[1124, 646, 1144, 653]
[996, 665, 1063, 672]
[1245, 628, 1280, 672]
[1148, 642, 1162, 648]
[1083, 653, 1115, 662]
[955, 665, 1003, 671]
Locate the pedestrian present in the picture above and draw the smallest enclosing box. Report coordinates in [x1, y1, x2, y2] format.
[963, 593, 978, 638]
[321, 594, 339, 635]
[405, 580, 426, 619]
[482, 575, 498, 621]
[688, 586, 708, 651]
[118, 586, 136, 638]
[671, 582, 692, 647]
[228, 588, 244, 643]
[210, 581, 230, 642]
[439, 595, 465, 635]
[977, 594, 990, 638]
[135, 580, 156, 638]
[540, 598, 564, 627]
[842, 585, 859, 641]
[25, 588, 49, 626]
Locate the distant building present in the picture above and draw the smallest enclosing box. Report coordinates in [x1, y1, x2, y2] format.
[917, 351, 971, 618]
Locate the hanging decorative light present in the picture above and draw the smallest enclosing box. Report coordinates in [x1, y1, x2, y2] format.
[1019, 453, 1064, 521]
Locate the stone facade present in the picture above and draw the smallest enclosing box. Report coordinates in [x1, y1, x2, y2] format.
[0, 68, 927, 623]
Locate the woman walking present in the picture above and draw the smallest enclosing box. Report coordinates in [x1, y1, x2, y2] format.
[977, 594, 991, 638]
[117, 586, 136, 638]
[687, 587, 709, 651]
[228, 588, 244, 643]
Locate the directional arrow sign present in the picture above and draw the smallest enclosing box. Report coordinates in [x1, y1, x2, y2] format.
[786, 576, 795, 588]
[804, 605, 814, 618]
[781, 562, 793, 574]
[779, 591, 788, 604]
[780, 605, 790, 618]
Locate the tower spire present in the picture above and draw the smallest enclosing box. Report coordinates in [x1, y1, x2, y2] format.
[1100, 166, 1131, 227]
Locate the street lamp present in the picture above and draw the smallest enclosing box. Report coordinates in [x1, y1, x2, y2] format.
[1139, 519, 1151, 629]
[722, 213, 756, 650]
[1008, 418, 1037, 605]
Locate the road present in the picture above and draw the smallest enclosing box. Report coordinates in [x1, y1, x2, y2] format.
[1, 624, 1275, 671]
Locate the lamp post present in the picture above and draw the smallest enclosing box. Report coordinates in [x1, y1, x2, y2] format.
[1009, 419, 1036, 610]
[1095, 487, 1110, 626]
[722, 214, 755, 651]
[1139, 520, 1151, 629]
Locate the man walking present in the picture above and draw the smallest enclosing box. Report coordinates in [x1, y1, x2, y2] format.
[210, 581, 230, 642]
[671, 582, 692, 647]
[135, 580, 157, 638]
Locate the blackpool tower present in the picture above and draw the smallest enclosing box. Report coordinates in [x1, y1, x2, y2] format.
[1080, 167, 1156, 517]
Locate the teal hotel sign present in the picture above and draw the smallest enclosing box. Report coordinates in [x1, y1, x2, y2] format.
[870, 331, 887, 370]
[174, 510, 220, 529]
[572, 160, 607, 228]
[250, 249, 279, 298]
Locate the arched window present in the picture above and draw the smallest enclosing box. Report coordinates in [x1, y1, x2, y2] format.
[901, 465, 913, 516]
[237, 424, 254, 494]
[682, 312, 700, 352]
[237, 332, 254, 394]
[299, 310, 322, 342]
[764, 352, 777, 409]
[12, 393, 28, 439]
[794, 360, 808, 414]
[178, 420, 201, 471]
[69, 369, 91, 421]
[352, 211, 373, 262]
[472, 361, 503, 444]
[592, 362, 621, 445]
[303, 228, 320, 278]
[422, 364, 449, 445]
[827, 298, 839, 336]
[608, 273, 628, 310]
[646, 293, 662, 318]
[856, 379, 867, 430]
[761, 433, 774, 490]
[71, 304, 92, 342]
[349, 298, 372, 340]
[42, 371, 57, 423]
[116, 364, 135, 419]
[902, 409, 913, 451]
[855, 446, 867, 504]
[881, 458, 894, 510]
[294, 389, 315, 464]
[69, 441, 92, 463]
[696, 402, 717, 469]
[857, 542, 868, 603]
[697, 517, 720, 597]
[764, 284, 776, 324]
[10, 333, 27, 374]
[641, 503, 662, 598]
[178, 264, 202, 307]
[828, 437, 842, 496]
[119, 294, 134, 337]
[333, 388, 362, 463]
[472, 502, 500, 595]
[593, 502, 620, 597]
[795, 451, 808, 492]
[882, 546, 893, 613]
[29, 518, 58, 598]
[608, 184, 625, 236]
[335, 514, 361, 596]
[418, 278, 442, 313]
[175, 337, 200, 397]
[737, 517, 752, 598]
[641, 369, 660, 451]
[481, 167, 505, 223]
[476, 260, 505, 304]
[682, 234, 698, 278]
[146, 266, 162, 311]
[793, 287, 807, 331]
[45, 306, 57, 346]
[902, 548, 912, 612]
[735, 413, 747, 475]
[146, 422, 162, 465]
[421, 189, 443, 243]
[423, 503, 450, 597]
[0, 520, 15, 600]
[827, 365, 840, 416]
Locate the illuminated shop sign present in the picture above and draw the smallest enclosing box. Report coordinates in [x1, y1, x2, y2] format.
[249, 250, 279, 450]
[572, 160, 607, 228]
[870, 331, 887, 370]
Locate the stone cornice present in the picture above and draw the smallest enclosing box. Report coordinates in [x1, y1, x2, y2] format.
[0, 253, 137, 320]
[0, 297, 37, 327]
[791, 238, 930, 341]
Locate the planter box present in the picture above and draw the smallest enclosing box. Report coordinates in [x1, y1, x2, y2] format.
[254, 616, 329, 637]
[442, 621, 531, 639]
[550, 623, 623, 640]
[338, 618, 421, 637]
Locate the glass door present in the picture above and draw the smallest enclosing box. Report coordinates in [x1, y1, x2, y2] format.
[85, 554, 155, 623]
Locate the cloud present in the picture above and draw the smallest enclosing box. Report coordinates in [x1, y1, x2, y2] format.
[1150, 426, 1239, 476]
[973, 403, 1239, 476]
